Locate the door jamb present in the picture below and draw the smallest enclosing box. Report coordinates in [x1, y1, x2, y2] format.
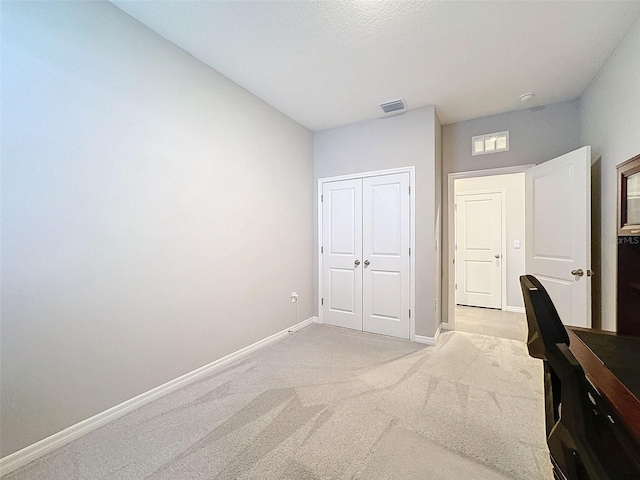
[446, 165, 534, 331]
[318, 166, 416, 340]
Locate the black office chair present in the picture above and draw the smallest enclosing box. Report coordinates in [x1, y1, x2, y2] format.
[519, 275, 570, 359]
[520, 275, 640, 479]
[545, 342, 640, 480]
[520, 275, 569, 436]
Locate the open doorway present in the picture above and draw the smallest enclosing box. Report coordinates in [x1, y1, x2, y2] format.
[451, 170, 527, 341]
[446, 147, 593, 341]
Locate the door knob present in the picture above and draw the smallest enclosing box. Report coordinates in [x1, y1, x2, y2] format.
[354, 260, 360, 266]
[571, 269, 584, 277]
[364, 260, 370, 266]
[495, 254, 500, 259]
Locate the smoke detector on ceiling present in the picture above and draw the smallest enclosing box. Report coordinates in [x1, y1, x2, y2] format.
[379, 98, 406, 114]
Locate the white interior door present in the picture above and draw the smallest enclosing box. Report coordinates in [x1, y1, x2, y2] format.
[322, 179, 363, 330]
[455, 192, 503, 309]
[362, 173, 410, 338]
[525, 146, 591, 328]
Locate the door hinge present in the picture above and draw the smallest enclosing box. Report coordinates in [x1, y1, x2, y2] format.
[454, 204, 457, 211]
[409, 247, 411, 257]
[321, 298, 324, 305]
[455, 283, 457, 290]
[409, 186, 411, 195]
[409, 309, 411, 318]
[453, 258, 455, 264]
[321, 246, 323, 254]
[321, 194, 323, 202]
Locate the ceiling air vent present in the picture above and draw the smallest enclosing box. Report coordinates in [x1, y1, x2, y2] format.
[380, 98, 406, 114]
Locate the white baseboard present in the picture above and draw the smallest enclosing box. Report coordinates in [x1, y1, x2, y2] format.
[0, 316, 318, 476]
[414, 324, 442, 346]
[505, 306, 525, 314]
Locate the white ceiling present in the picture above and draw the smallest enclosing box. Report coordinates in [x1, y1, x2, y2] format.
[111, 1, 640, 131]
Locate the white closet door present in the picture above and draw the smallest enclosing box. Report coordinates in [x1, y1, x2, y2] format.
[362, 173, 410, 339]
[322, 179, 363, 330]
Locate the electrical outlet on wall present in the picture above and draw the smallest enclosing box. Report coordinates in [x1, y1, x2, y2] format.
[291, 292, 298, 303]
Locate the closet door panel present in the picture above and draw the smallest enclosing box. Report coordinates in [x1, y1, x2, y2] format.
[362, 173, 410, 339]
[322, 179, 363, 330]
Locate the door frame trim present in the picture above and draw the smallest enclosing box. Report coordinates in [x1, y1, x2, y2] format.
[454, 189, 507, 311]
[446, 165, 534, 331]
[317, 166, 416, 340]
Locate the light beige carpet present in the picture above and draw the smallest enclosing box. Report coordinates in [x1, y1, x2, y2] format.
[4, 325, 553, 480]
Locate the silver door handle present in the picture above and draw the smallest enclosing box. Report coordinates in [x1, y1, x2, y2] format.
[364, 260, 370, 266]
[571, 269, 584, 277]
[354, 260, 360, 266]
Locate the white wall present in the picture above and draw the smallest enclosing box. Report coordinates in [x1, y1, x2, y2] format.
[454, 174, 526, 310]
[442, 100, 581, 323]
[314, 107, 441, 337]
[0, 2, 313, 457]
[580, 17, 640, 332]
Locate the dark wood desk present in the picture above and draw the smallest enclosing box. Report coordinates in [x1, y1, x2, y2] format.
[568, 327, 640, 444]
